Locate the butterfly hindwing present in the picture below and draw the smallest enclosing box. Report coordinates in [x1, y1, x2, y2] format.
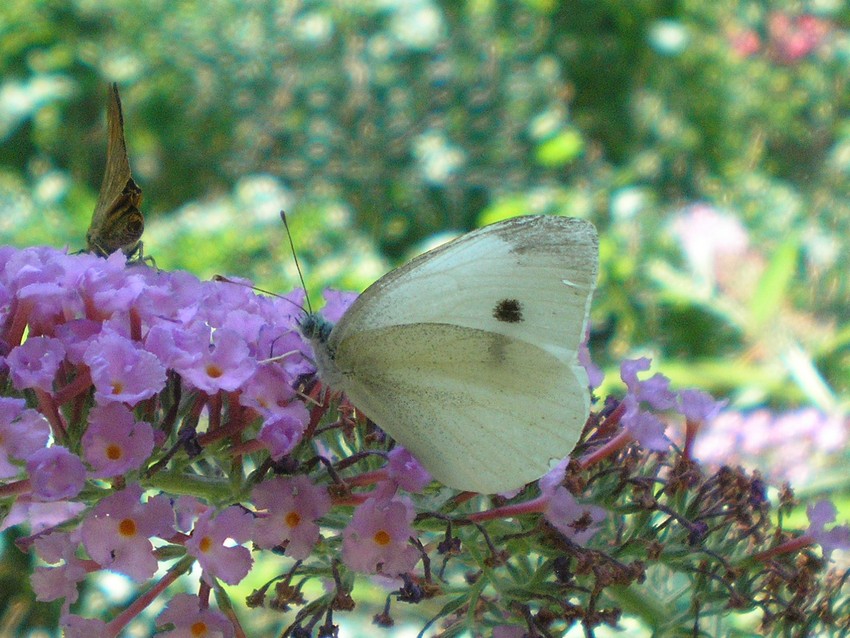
[334, 322, 589, 493]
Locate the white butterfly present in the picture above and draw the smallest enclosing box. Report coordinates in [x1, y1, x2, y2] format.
[300, 215, 598, 494]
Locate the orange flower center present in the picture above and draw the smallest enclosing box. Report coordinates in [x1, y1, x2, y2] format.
[118, 518, 137, 537]
[106, 443, 123, 460]
[111, 381, 124, 395]
[206, 364, 223, 378]
[373, 530, 391, 546]
[285, 511, 302, 528]
[198, 536, 212, 553]
[190, 621, 209, 636]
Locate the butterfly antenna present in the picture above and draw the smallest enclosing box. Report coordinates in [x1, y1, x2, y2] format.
[212, 275, 286, 300]
[280, 210, 313, 315]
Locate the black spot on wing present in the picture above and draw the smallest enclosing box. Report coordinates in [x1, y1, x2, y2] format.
[493, 298, 523, 323]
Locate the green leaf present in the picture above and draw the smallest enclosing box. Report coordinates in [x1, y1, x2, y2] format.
[748, 237, 798, 331]
[535, 128, 584, 167]
[477, 195, 529, 226]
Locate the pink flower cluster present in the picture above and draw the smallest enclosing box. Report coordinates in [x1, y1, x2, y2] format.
[730, 11, 832, 63]
[693, 407, 849, 486]
[0, 247, 436, 633]
[0, 246, 312, 504]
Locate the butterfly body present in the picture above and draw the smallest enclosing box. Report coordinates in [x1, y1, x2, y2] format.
[301, 215, 598, 494]
[86, 84, 145, 258]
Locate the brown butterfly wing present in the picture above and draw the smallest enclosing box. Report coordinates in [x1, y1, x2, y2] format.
[86, 83, 144, 257]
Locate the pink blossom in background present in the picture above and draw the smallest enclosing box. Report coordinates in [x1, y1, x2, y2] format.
[80, 484, 175, 582]
[726, 13, 832, 65]
[81, 403, 155, 477]
[257, 403, 309, 460]
[342, 496, 419, 576]
[387, 447, 432, 493]
[177, 327, 256, 393]
[156, 593, 235, 638]
[185, 506, 254, 586]
[806, 501, 850, 561]
[729, 27, 761, 57]
[84, 330, 166, 405]
[26, 446, 86, 501]
[670, 204, 749, 290]
[252, 475, 331, 558]
[767, 11, 831, 62]
[0, 399, 50, 478]
[30, 530, 88, 610]
[693, 408, 849, 486]
[6, 336, 65, 392]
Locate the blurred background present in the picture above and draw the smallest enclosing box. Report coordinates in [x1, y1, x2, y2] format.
[1, 0, 848, 635]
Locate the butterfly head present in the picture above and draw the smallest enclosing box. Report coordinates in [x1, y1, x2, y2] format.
[297, 311, 347, 389]
[298, 312, 334, 346]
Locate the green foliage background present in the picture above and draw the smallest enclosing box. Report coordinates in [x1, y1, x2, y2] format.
[1, 0, 849, 634]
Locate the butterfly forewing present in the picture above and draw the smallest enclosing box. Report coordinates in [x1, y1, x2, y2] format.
[86, 83, 145, 258]
[329, 216, 598, 363]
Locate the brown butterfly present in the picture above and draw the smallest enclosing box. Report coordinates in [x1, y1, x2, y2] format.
[86, 83, 145, 258]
